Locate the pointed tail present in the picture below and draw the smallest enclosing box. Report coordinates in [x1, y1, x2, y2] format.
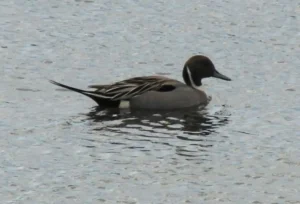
[49, 80, 111, 100]
[49, 80, 88, 94]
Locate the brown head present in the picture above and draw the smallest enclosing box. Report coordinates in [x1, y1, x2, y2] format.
[182, 55, 231, 88]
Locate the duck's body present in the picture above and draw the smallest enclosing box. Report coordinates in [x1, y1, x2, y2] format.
[50, 55, 231, 110]
[129, 82, 208, 110]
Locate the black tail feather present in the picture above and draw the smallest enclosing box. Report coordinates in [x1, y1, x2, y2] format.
[49, 80, 120, 108]
[49, 80, 89, 95]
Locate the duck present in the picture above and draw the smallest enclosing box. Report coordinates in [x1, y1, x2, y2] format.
[50, 55, 231, 110]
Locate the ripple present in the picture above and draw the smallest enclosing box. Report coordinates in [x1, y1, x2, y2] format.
[78, 107, 231, 160]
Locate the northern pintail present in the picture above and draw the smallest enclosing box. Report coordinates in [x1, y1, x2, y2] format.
[50, 55, 231, 110]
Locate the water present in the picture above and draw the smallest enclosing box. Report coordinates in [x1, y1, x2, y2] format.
[1, 0, 299, 203]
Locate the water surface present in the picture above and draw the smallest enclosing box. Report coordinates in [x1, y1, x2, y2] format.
[1, 0, 299, 203]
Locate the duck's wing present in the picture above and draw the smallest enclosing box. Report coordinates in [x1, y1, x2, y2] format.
[88, 76, 177, 101]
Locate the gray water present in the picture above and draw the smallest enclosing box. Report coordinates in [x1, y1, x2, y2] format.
[1, 0, 300, 203]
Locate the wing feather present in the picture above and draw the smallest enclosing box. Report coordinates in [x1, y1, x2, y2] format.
[88, 76, 176, 101]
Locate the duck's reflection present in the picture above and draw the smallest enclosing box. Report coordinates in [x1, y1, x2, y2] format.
[83, 106, 230, 160]
[86, 107, 230, 133]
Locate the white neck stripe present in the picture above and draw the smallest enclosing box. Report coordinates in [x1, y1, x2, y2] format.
[186, 66, 198, 89]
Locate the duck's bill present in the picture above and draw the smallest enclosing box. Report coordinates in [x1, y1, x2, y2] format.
[213, 70, 231, 81]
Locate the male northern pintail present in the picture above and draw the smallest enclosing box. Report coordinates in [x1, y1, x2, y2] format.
[50, 55, 231, 110]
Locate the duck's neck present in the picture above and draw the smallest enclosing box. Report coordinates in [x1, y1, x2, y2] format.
[182, 66, 202, 89]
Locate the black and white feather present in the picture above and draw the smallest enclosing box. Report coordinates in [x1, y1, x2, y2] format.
[50, 76, 175, 102]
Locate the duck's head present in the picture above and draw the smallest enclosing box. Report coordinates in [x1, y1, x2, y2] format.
[182, 55, 231, 88]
